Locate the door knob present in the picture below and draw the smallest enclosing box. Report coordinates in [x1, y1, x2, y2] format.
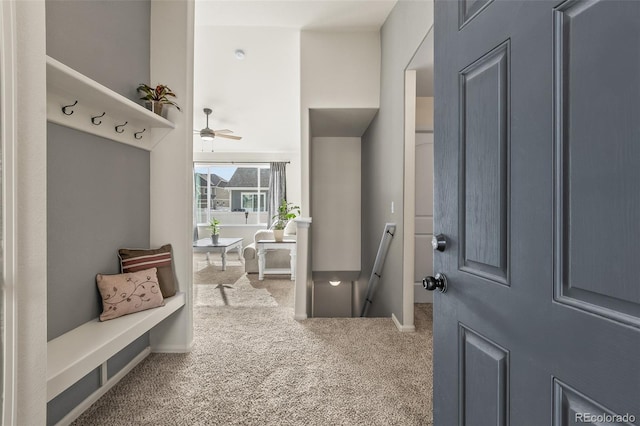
[423, 273, 448, 293]
[432, 234, 447, 252]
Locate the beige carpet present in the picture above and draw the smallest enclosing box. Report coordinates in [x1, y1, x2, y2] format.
[193, 252, 245, 286]
[72, 268, 434, 425]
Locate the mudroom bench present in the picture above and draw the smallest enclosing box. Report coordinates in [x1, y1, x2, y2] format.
[47, 292, 185, 403]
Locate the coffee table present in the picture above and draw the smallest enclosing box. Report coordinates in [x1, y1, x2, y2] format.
[193, 237, 243, 271]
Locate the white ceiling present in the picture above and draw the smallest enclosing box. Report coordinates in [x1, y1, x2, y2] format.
[195, 0, 398, 30]
[193, 26, 300, 153]
[192, 1, 401, 153]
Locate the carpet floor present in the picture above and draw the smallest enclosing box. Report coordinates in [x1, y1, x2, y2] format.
[72, 260, 434, 426]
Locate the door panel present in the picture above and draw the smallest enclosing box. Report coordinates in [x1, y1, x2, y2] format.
[459, 325, 508, 426]
[434, 0, 640, 424]
[416, 133, 434, 219]
[459, 40, 510, 285]
[415, 133, 434, 298]
[459, 0, 493, 29]
[554, 0, 640, 326]
[553, 379, 634, 426]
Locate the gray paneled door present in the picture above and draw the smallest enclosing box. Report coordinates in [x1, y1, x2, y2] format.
[432, 0, 640, 424]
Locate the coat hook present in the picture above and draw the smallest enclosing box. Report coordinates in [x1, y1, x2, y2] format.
[134, 129, 146, 140]
[91, 112, 106, 125]
[62, 100, 78, 115]
[115, 121, 128, 133]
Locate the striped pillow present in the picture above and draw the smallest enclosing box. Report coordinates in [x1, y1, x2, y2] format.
[121, 251, 171, 272]
[118, 244, 177, 298]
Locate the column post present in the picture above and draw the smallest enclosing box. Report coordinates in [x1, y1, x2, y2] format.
[294, 218, 312, 320]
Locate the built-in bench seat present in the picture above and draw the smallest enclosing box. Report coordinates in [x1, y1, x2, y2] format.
[47, 292, 186, 402]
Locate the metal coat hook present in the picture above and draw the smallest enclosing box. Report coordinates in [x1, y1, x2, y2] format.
[62, 100, 78, 116]
[91, 112, 106, 125]
[115, 121, 128, 133]
[134, 129, 146, 140]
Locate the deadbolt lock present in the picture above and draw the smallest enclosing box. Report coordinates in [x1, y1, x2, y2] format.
[432, 234, 447, 252]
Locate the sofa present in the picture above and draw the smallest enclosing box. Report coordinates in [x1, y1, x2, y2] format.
[243, 221, 297, 273]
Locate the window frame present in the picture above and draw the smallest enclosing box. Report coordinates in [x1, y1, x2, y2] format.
[194, 162, 270, 226]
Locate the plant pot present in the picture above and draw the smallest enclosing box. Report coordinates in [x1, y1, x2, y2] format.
[145, 101, 165, 118]
[211, 234, 219, 245]
[273, 229, 284, 242]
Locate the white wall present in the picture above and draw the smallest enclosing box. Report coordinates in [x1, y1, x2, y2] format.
[301, 31, 380, 108]
[360, 1, 433, 322]
[5, 1, 48, 423]
[149, 0, 195, 352]
[311, 137, 361, 272]
[300, 30, 380, 215]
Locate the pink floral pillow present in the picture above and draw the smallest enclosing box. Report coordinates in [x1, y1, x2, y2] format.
[96, 267, 164, 321]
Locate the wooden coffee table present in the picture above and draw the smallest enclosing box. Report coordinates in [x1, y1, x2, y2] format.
[193, 237, 243, 271]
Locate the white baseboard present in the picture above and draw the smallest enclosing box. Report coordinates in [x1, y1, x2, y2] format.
[293, 314, 307, 321]
[392, 313, 416, 332]
[55, 347, 151, 426]
[414, 283, 433, 303]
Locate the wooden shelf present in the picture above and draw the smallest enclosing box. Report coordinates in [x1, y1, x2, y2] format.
[46, 56, 175, 151]
[47, 292, 185, 402]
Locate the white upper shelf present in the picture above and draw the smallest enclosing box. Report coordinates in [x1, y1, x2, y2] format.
[46, 55, 175, 150]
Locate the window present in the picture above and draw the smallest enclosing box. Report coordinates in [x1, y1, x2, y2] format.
[194, 163, 270, 226]
[241, 192, 267, 212]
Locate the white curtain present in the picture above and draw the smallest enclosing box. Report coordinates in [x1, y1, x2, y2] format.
[267, 162, 287, 228]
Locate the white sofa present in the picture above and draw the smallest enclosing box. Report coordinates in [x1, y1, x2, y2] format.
[243, 221, 297, 274]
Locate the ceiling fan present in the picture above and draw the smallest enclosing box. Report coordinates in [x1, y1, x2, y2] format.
[193, 108, 242, 141]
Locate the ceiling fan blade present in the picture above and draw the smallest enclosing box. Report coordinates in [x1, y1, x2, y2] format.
[193, 130, 200, 134]
[216, 133, 242, 140]
[213, 129, 233, 134]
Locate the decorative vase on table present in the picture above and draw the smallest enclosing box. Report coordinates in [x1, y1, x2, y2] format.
[273, 229, 284, 242]
[211, 234, 219, 245]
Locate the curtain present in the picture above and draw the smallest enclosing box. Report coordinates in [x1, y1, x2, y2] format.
[267, 162, 287, 228]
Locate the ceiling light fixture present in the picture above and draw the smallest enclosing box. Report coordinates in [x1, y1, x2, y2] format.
[234, 49, 245, 60]
[329, 281, 341, 287]
[200, 108, 215, 141]
[193, 108, 243, 142]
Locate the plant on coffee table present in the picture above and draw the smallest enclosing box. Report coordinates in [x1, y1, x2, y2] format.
[209, 218, 221, 245]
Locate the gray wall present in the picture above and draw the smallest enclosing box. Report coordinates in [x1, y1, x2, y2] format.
[46, 0, 150, 100]
[46, 1, 151, 424]
[360, 1, 432, 321]
[311, 137, 361, 272]
[47, 123, 150, 339]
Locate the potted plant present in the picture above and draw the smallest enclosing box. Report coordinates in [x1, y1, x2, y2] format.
[209, 218, 221, 245]
[137, 83, 181, 117]
[272, 200, 300, 242]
